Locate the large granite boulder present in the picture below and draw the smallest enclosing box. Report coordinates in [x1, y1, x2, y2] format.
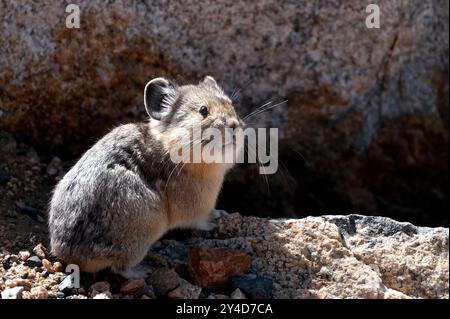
[0, 1, 448, 224]
[144, 212, 450, 299]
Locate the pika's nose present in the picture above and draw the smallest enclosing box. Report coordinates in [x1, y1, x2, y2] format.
[227, 118, 240, 129]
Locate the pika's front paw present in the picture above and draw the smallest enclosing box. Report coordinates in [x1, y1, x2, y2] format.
[193, 210, 228, 232]
[194, 219, 216, 232]
[117, 264, 153, 279]
[210, 209, 229, 220]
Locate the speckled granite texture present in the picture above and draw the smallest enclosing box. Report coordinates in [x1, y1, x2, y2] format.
[146, 212, 449, 299]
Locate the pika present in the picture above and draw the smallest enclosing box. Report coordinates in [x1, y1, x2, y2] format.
[48, 76, 244, 277]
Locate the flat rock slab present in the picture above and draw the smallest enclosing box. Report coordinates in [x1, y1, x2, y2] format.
[147, 213, 449, 299]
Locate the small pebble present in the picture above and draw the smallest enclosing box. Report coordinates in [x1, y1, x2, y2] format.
[5, 279, 16, 288]
[18, 251, 30, 261]
[47, 167, 58, 176]
[20, 271, 29, 279]
[230, 288, 247, 299]
[13, 278, 32, 290]
[231, 275, 273, 299]
[2, 255, 17, 269]
[134, 284, 156, 299]
[47, 157, 63, 176]
[27, 256, 42, 267]
[149, 268, 181, 297]
[90, 281, 111, 297]
[1, 286, 24, 299]
[209, 293, 229, 299]
[56, 292, 65, 299]
[32, 243, 47, 259]
[167, 279, 201, 299]
[93, 292, 113, 299]
[42, 259, 53, 272]
[52, 261, 64, 272]
[120, 279, 145, 294]
[30, 286, 48, 299]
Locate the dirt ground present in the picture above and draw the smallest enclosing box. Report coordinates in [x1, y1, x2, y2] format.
[0, 131, 57, 253]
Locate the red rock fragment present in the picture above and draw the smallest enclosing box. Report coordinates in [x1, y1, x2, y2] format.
[120, 279, 145, 294]
[187, 247, 251, 288]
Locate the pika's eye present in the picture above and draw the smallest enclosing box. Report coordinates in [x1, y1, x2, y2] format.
[199, 105, 209, 117]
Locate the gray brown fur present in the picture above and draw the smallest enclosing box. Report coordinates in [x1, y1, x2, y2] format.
[48, 76, 243, 274]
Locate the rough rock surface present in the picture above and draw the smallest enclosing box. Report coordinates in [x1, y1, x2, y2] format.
[0, 1, 448, 224]
[146, 213, 449, 299]
[0, 212, 448, 299]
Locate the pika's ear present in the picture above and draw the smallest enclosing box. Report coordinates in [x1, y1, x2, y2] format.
[201, 75, 221, 90]
[144, 77, 177, 120]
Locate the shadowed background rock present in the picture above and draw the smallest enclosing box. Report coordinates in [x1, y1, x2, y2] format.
[0, 0, 448, 225]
